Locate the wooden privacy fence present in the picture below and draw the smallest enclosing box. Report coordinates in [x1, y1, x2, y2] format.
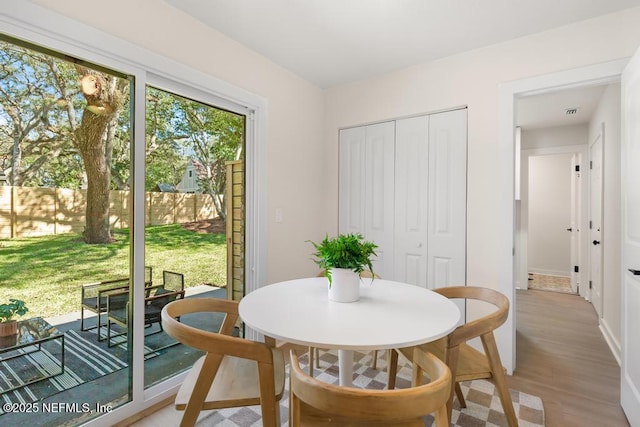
[226, 160, 244, 302]
[0, 185, 217, 239]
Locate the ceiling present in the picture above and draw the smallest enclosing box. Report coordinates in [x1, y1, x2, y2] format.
[517, 85, 608, 129]
[164, 0, 640, 88]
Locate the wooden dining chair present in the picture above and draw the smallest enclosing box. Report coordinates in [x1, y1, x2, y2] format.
[309, 270, 382, 375]
[161, 298, 286, 427]
[289, 348, 451, 426]
[387, 286, 518, 427]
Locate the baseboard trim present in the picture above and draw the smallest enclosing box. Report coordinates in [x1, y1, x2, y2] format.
[599, 319, 621, 365]
[112, 395, 176, 427]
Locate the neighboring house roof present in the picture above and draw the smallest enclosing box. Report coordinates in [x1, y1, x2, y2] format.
[155, 183, 175, 192]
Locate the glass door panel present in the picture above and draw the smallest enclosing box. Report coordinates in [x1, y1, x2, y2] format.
[143, 86, 245, 388]
[0, 35, 133, 425]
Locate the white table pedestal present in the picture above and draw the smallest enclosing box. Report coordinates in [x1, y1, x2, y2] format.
[338, 349, 354, 386]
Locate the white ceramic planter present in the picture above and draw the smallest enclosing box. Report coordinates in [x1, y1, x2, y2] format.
[328, 268, 360, 302]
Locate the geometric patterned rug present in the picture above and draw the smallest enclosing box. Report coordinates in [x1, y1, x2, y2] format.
[196, 349, 545, 426]
[528, 273, 574, 294]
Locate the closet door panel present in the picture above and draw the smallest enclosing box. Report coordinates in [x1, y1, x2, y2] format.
[433, 256, 453, 288]
[339, 127, 366, 236]
[402, 254, 424, 287]
[427, 109, 467, 289]
[395, 116, 430, 287]
[364, 122, 395, 279]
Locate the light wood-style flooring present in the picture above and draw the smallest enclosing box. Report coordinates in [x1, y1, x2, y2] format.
[509, 289, 629, 426]
[126, 289, 629, 426]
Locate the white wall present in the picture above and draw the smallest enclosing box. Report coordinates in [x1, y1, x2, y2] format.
[24, 0, 327, 283]
[324, 8, 640, 370]
[589, 83, 622, 360]
[522, 124, 589, 150]
[527, 153, 573, 276]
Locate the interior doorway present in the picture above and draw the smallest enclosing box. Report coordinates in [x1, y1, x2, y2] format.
[516, 82, 621, 374]
[515, 86, 600, 297]
[515, 82, 616, 305]
[497, 60, 626, 372]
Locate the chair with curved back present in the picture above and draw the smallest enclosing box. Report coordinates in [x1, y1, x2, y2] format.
[289, 347, 451, 426]
[309, 270, 381, 374]
[387, 286, 518, 427]
[161, 298, 286, 427]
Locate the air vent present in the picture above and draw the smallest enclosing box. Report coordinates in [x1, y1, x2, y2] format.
[565, 108, 579, 115]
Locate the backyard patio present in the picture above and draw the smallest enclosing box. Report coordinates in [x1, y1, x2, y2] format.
[0, 285, 228, 426]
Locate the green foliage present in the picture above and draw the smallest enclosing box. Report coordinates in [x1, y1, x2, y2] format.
[1, 42, 243, 221]
[171, 93, 245, 219]
[0, 299, 28, 323]
[145, 87, 189, 191]
[144, 86, 244, 210]
[0, 42, 84, 187]
[308, 233, 378, 285]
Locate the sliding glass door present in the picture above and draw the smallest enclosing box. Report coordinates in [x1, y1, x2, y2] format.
[0, 23, 255, 423]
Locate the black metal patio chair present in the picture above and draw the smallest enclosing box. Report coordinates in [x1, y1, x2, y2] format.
[105, 285, 185, 347]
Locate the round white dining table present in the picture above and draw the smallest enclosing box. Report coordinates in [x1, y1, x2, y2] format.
[238, 277, 461, 386]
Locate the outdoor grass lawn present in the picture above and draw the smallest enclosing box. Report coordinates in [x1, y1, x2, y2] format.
[0, 223, 226, 319]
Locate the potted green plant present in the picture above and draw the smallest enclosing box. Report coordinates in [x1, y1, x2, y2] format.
[309, 233, 378, 302]
[0, 299, 29, 337]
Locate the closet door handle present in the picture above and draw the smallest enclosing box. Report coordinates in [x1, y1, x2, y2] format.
[592, 240, 601, 245]
[629, 269, 640, 275]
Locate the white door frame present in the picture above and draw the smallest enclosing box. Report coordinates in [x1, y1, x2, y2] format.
[588, 125, 605, 315]
[498, 58, 627, 373]
[570, 151, 583, 294]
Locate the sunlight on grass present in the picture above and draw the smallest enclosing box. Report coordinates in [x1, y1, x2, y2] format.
[0, 224, 226, 319]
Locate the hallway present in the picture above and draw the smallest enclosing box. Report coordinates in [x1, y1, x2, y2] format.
[509, 289, 627, 426]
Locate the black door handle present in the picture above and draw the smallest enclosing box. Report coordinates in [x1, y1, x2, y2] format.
[629, 269, 640, 275]
[592, 240, 601, 245]
[566, 227, 572, 232]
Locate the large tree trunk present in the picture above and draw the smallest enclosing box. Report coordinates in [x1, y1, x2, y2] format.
[75, 70, 124, 243]
[79, 135, 111, 243]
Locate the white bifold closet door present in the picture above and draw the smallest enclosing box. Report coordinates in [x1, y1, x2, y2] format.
[339, 108, 466, 289]
[427, 110, 467, 288]
[339, 121, 395, 279]
[394, 115, 430, 286]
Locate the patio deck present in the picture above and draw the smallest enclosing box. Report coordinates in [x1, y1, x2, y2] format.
[0, 285, 226, 427]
